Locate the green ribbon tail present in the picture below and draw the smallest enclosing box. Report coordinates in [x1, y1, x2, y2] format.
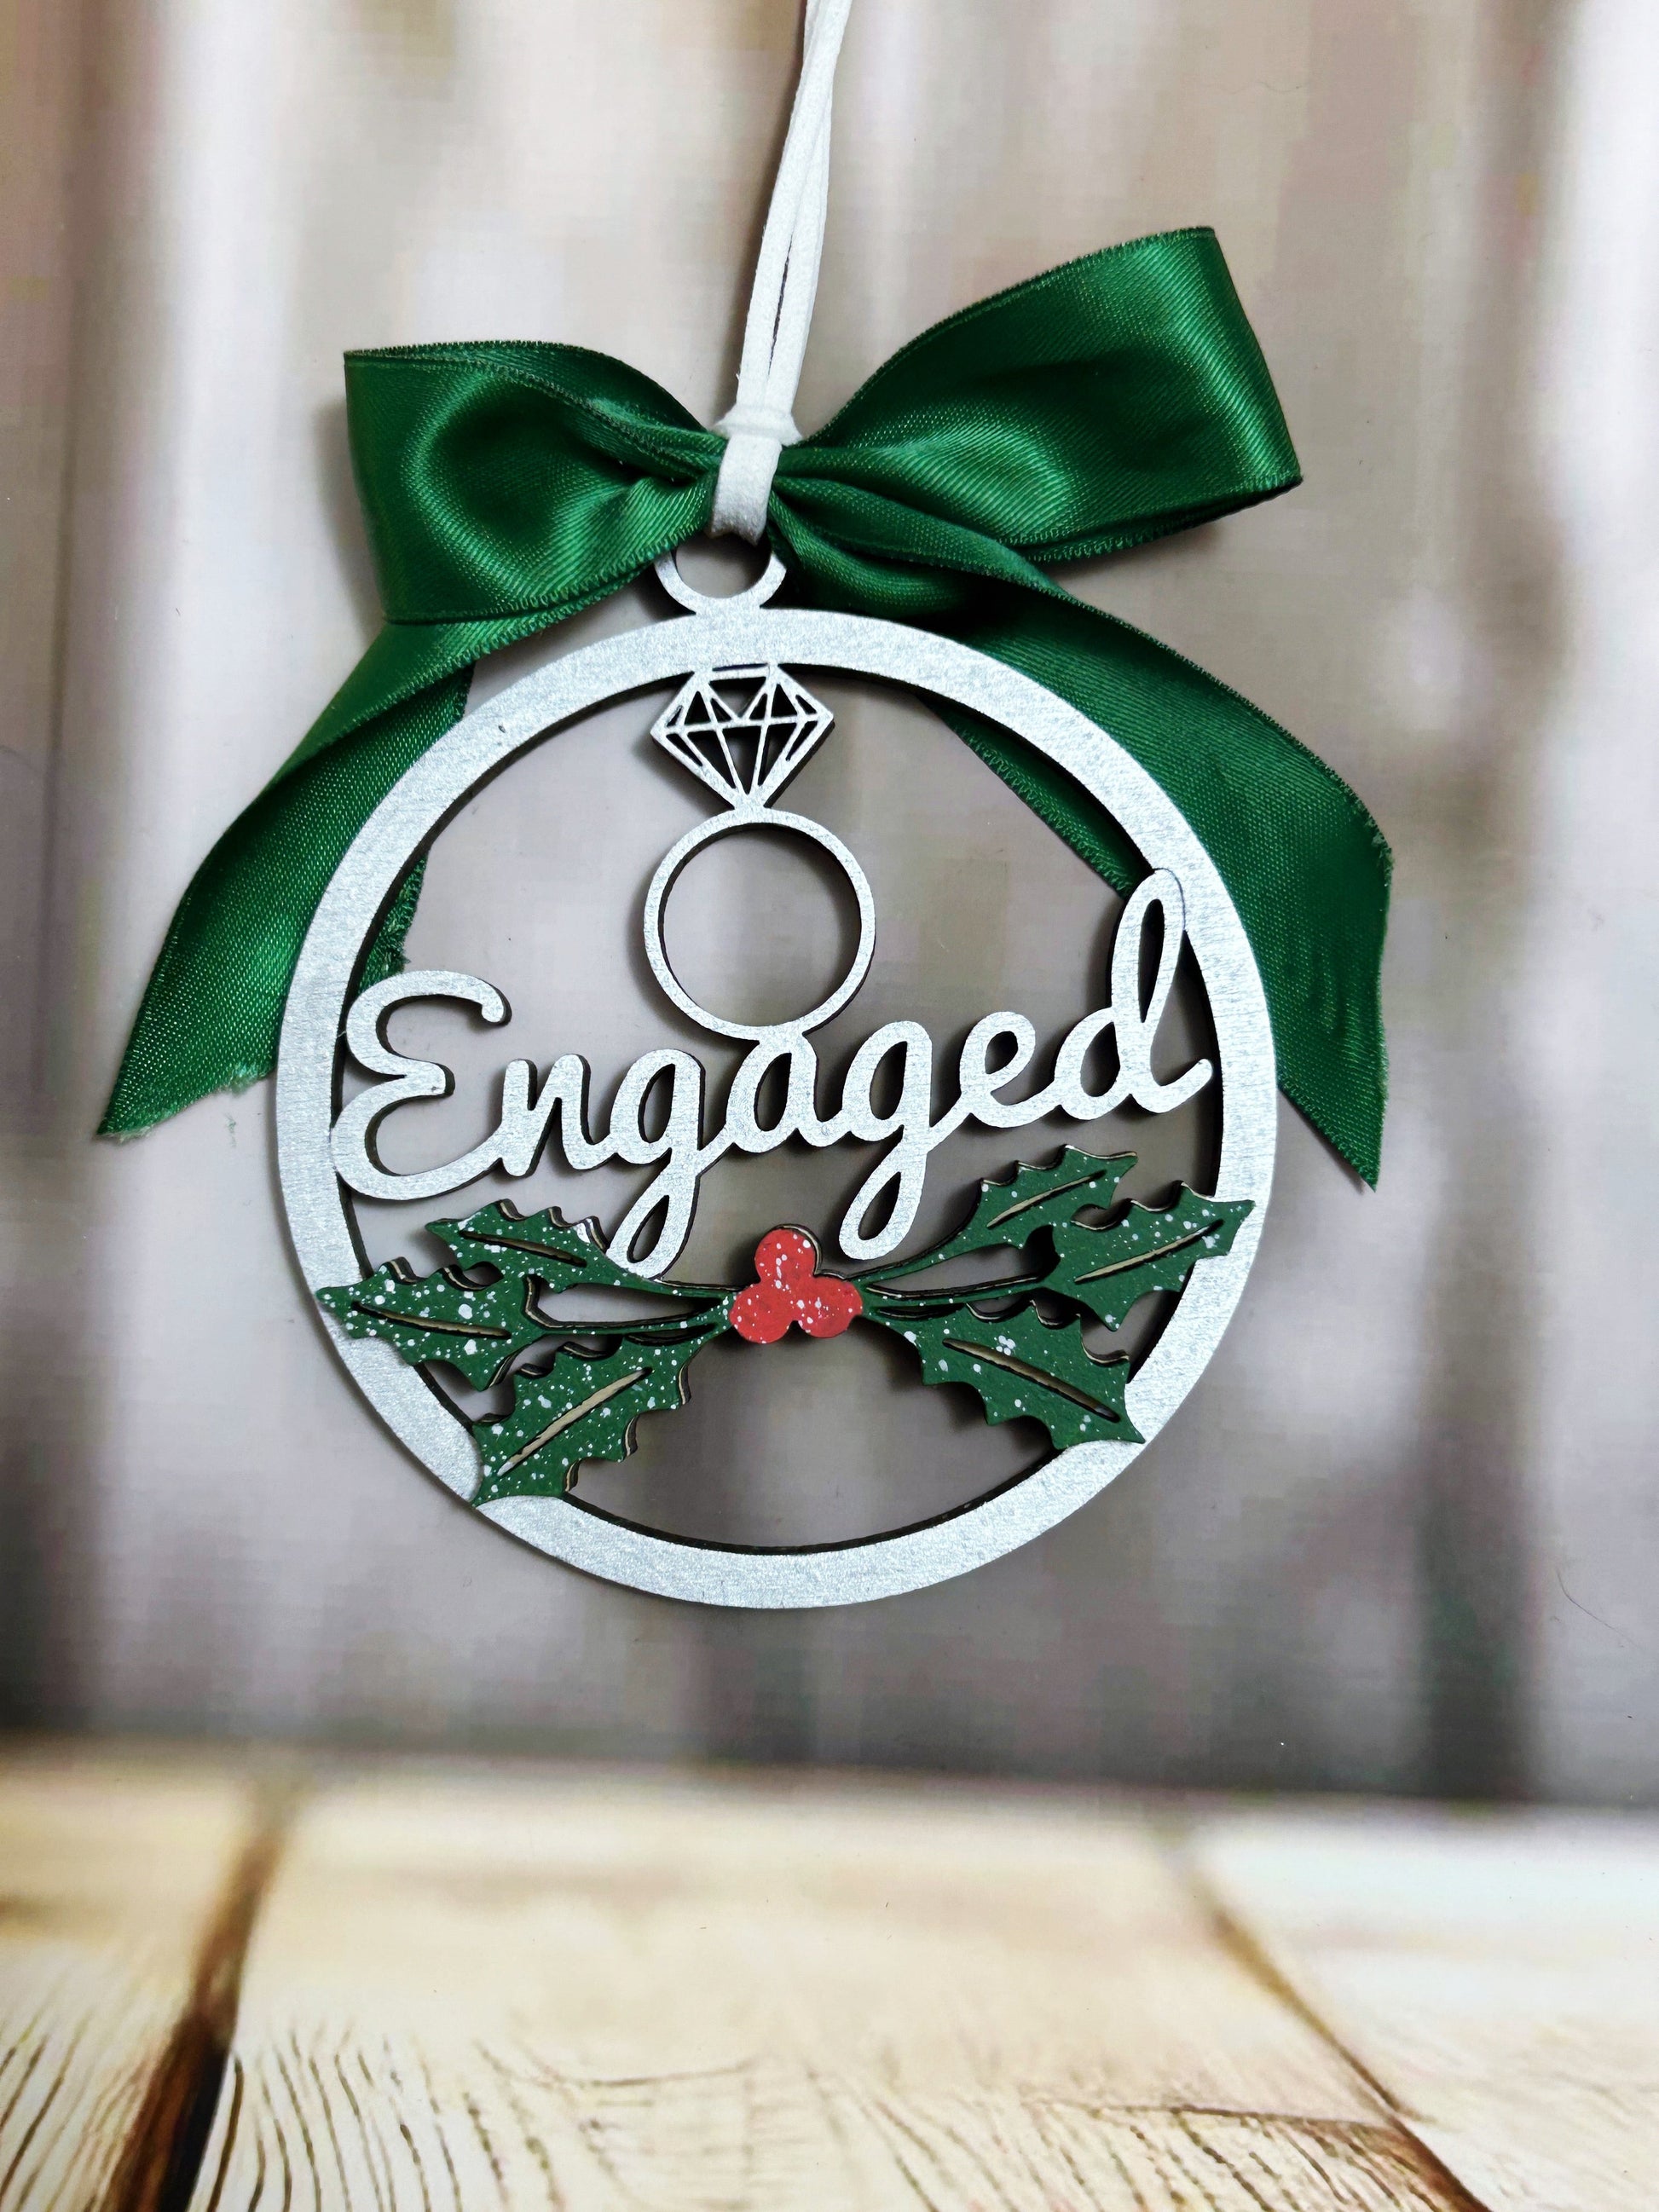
[99, 672, 471, 1135]
[767, 465, 1390, 1182]
[100, 332, 720, 1137]
[941, 592, 1390, 1185]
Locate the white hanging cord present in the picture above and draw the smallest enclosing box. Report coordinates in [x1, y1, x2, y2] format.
[710, 0, 853, 541]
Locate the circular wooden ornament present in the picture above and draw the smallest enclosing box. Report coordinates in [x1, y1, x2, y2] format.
[276, 556, 1275, 1607]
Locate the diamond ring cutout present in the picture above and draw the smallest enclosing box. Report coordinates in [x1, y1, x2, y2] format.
[651, 663, 833, 811]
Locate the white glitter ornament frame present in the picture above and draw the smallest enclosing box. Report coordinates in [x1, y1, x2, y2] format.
[276, 558, 1277, 1608]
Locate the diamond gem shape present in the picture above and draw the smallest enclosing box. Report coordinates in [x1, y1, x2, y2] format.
[650, 663, 833, 810]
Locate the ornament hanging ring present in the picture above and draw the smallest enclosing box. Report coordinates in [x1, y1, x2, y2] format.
[653, 546, 789, 615]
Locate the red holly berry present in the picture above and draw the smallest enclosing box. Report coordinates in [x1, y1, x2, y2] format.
[730, 1227, 863, 1344]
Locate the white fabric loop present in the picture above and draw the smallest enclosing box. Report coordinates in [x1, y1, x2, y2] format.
[710, 428, 791, 542]
[717, 401, 803, 445]
[710, 0, 853, 540]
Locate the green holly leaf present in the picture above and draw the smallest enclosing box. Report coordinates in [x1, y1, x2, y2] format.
[873, 1302, 1142, 1451]
[868, 1146, 1136, 1281]
[317, 1256, 557, 1391]
[472, 1314, 731, 1502]
[427, 1202, 667, 1297]
[1048, 1187, 1255, 1331]
[315, 1200, 716, 1389]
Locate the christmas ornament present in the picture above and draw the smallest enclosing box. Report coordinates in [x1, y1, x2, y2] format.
[103, 0, 1390, 1608]
[281, 552, 1272, 1603]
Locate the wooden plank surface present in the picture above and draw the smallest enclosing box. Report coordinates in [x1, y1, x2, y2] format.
[0, 1754, 258, 2212]
[183, 1768, 1454, 2212]
[1, 1752, 1654, 2209]
[1194, 1806, 1659, 2212]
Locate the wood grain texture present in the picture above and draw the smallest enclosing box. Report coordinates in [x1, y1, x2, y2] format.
[1193, 1807, 1659, 2212]
[183, 1768, 1463, 2211]
[0, 1756, 255, 2212]
[14, 1755, 1653, 2209]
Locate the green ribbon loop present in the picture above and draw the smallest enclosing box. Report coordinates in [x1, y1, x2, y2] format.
[102, 226, 1390, 1182]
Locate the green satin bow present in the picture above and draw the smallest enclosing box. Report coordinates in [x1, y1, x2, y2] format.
[101, 226, 1390, 1181]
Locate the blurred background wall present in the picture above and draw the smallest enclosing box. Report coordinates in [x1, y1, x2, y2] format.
[3, 0, 1656, 1802]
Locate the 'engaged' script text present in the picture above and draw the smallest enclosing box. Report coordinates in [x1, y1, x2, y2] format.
[332, 870, 1211, 1276]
